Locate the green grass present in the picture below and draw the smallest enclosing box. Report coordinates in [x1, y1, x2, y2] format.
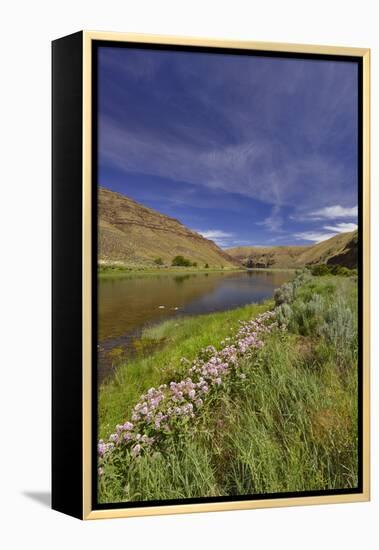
[98, 300, 273, 440]
[98, 274, 358, 503]
[98, 265, 243, 279]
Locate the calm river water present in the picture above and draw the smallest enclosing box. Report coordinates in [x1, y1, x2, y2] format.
[98, 270, 293, 382]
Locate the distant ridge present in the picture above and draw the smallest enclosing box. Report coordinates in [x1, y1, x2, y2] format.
[226, 230, 358, 269]
[98, 187, 238, 268]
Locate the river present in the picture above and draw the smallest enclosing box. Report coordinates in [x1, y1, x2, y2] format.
[98, 270, 293, 382]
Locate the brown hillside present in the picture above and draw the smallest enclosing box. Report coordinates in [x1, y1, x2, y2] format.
[299, 230, 358, 268]
[98, 188, 238, 268]
[226, 245, 309, 269]
[227, 230, 358, 269]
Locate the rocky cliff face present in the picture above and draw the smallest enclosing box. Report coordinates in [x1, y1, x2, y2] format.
[98, 188, 238, 268]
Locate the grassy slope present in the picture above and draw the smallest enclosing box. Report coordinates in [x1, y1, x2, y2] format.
[299, 230, 358, 267]
[99, 187, 237, 269]
[99, 300, 272, 440]
[226, 230, 357, 268]
[98, 275, 358, 503]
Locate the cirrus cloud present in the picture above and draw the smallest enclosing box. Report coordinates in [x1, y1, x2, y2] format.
[294, 231, 336, 243]
[195, 229, 235, 248]
[99, 47, 359, 246]
[323, 222, 358, 233]
[308, 205, 358, 220]
[295, 221, 357, 243]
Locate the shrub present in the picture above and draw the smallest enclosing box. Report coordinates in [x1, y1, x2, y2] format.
[329, 265, 356, 277]
[310, 263, 356, 277]
[204, 263, 209, 269]
[287, 277, 357, 364]
[274, 270, 313, 308]
[276, 303, 293, 326]
[310, 264, 330, 276]
[172, 255, 192, 267]
[274, 282, 294, 306]
[289, 294, 326, 336]
[154, 257, 163, 266]
[292, 269, 312, 289]
[319, 298, 356, 356]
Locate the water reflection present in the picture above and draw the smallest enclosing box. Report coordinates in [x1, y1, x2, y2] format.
[98, 270, 292, 341]
[97, 270, 293, 382]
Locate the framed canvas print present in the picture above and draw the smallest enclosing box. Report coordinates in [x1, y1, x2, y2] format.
[52, 31, 370, 520]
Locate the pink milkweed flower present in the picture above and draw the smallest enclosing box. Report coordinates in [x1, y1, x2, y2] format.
[97, 441, 106, 457]
[103, 306, 279, 459]
[131, 444, 141, 457]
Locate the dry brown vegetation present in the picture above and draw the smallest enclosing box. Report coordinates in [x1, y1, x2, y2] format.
[226, 230, 357, 269]
[98, 188, 238, 269]
[98, 187, 357, 271]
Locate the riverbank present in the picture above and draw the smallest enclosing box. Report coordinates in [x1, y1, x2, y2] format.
[98, 299, 273, 439]
[98, 265, 243, 279]
[98, 272, 358, 504]
[98, 265, 299, 279]
[98, 268, 292, 351]
[246, 267, 297, 273]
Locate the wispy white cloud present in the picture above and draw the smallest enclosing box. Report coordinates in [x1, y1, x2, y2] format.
[324, 222, 357, 233]
[99, 115, 356, 214]
[294, 220, 357, 244]
[195, 229, 235, 248]
[99, 49, 358, 244]
[291, 204, 358, 223]
[197, 229, 233, 240]
[256, 205, 283, 232]
[294, 231, 337, 243]
[308, 205, 358, 220]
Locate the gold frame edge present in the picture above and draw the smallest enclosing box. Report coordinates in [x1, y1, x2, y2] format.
[81, 31, 371, 520]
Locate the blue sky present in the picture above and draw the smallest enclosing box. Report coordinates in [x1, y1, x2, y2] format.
[98, 46, 358, 248]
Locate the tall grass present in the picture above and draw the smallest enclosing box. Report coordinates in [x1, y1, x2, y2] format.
[99, 300, 273, 440]
[98, 273, 358, 503]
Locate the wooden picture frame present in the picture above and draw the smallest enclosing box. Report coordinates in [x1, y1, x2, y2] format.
[52, 31, 370, 520]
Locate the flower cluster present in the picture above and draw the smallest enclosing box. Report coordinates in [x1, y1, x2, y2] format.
[98, 308, 281, 469]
